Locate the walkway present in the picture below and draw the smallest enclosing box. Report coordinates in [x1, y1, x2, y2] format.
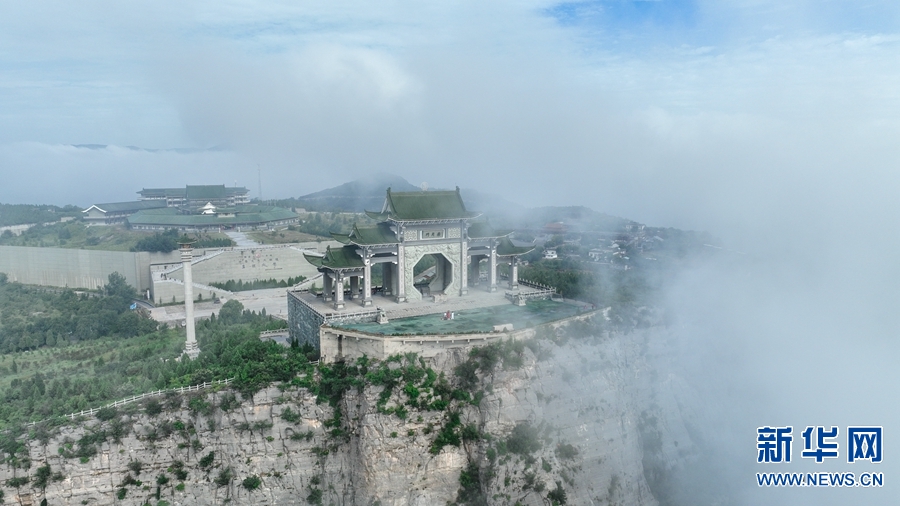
[225, 231, 260, 247]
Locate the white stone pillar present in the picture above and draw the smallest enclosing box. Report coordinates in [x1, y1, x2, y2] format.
[489, 244, 498, 292]
[460, 221, 468, 296]
[181, 244, 200, 360]
[509, 257, 519, 290]
[362, 259, 373, 307]
[396, 246, 407, 303]
[334, 273, 345, 310]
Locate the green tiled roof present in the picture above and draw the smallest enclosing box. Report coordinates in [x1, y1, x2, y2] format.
[127, 205, 296, 227]
[185, 185, 229, 200]
[467, 220, 510, 239]
[85, 200, 166, 214]
[497, 237, 535, 257]
[138, 188, 186, 198]
[304, 246, 365, 270]
[138, 186, 249, 199]
[372, 187, 479, 221]
[332, 222, 398, 245]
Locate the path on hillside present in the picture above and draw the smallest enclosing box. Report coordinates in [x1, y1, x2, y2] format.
[225, 231, 259, 247]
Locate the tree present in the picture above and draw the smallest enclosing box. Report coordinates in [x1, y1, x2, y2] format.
[104, 272, 137, 312]
[217, 299, 245, 325]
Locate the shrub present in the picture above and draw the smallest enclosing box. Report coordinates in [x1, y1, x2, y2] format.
[95, 406, 118, 422]
[547, 481, 567, 505]
[127, 460, 143, 475]
[555, 443, 579, 460]
[306, 488, 323, 505]
[214, 467, 233, 487]
[242, 475, 262, 491]
[144, 398, 163, 416]
[34, 464, 52, 490]
[6, 476, 29, 488]
[506, 422, 542, 455]
[199, 452, 215, 469]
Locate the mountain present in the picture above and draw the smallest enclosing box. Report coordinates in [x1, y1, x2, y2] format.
[291, 174, 529, 219]
[294, 173, 420, 212]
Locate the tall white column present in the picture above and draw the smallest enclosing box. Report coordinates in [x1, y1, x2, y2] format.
[181, 243, 200, 360]
[396, 245, 407, 303]
[362, 257, 373, 307]
[334, 272, 345, 310]
[460, 221, 468, 296]
[489, 243, 498, 292]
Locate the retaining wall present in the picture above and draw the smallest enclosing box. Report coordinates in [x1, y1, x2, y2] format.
[0, 245, 152, 291]
[318, 310, 599, 363]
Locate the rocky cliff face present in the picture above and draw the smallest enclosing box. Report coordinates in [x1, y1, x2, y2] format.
[1, 324, 699, 506]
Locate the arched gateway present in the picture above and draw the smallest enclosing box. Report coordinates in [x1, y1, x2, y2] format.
[303, 187, 533, 309]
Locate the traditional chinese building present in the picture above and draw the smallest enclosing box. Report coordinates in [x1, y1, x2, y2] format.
[302, 187, 533, 310]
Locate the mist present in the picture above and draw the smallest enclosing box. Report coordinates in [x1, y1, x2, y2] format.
[2, 1, 899, 502]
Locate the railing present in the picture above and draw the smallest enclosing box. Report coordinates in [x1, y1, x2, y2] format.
[292, 273, 323, 291]
[24, 378, 233, 427]
[506, 279, 557, 304]
[517, 279, 556, 292]
[259, 329, 289, 338]
[323, 308, 380, 323]
[152, 277, 233, 296]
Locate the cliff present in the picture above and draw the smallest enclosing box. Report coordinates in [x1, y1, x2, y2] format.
[0, 324, 698, 506]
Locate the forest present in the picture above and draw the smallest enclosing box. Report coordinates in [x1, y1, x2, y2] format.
[0, 203, 81, 227]
[0, 273, 313, 429]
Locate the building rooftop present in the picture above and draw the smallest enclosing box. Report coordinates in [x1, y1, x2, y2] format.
[331, 222, 400, 246]
[127, 205, 296, 227]
[366, 187, 479, 222]
[304, 246, 366, 269]
[83, 200, 166, 214]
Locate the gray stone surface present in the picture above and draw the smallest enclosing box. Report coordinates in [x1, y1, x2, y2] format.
[2, 325, 696, 506]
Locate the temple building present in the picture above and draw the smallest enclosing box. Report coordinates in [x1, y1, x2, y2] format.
[302, 187, 533, 310]
[138, 185, 251, 209]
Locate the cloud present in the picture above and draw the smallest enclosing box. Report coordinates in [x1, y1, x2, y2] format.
[2, 3, 900, 503]
[0, 142, 251, 206]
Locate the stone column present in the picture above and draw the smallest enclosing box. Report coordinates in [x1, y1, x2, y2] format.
[396, 246, 407, 303]
[459, 221, 468, 296]
[181, 244, 200, 360]
[323, 272, 333, 302]
[334, 272, 345, 310]
[509, 257, 519, 290]
[489, 243, 498, 292]
[362, 259, 372, 307]
[349, 275, 359, 300]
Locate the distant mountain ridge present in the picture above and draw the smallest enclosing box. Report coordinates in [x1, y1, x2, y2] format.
[294, 173, 420, 212]
[290, 174, 632, 233]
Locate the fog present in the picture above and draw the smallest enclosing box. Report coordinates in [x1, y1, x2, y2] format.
[2, 1, 899, 503]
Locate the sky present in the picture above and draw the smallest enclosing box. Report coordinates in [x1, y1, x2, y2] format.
[2, 2, 900, 503]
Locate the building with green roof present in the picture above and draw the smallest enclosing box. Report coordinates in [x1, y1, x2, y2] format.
[302, 187, 533, 310]
[138, 185, 250, 209]
[127, 205, 297, 232]
[82, 200, 167, 225]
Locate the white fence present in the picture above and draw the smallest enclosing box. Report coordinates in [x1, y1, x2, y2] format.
[24, 378, 233, 427]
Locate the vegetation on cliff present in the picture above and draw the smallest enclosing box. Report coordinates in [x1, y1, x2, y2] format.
[0, 274, 305, 428]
